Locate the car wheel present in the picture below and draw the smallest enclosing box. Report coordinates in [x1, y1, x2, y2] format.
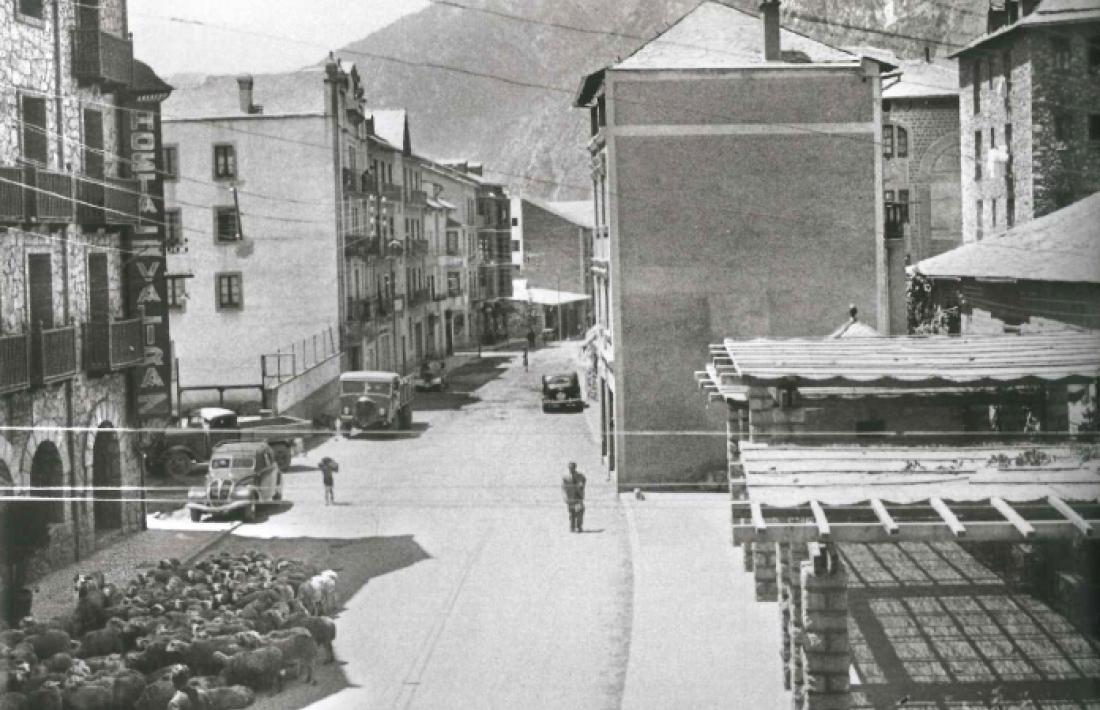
[190, 509, 202, 523]
[165, 451, 193, 481]
[243, 495, 258, 523]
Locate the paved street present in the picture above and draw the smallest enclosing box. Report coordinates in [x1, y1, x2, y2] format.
[216, 343, 631, 709]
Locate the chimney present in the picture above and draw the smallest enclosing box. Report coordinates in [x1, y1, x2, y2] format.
[760, 0, 781, 61]
[236, 75, 260, 114]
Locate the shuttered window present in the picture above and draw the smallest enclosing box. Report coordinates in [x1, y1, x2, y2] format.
[21, 96, 48, 166]
[28, 254, 54, 330]
[88, 252, 109, 323]
[83, 109, 104, 179]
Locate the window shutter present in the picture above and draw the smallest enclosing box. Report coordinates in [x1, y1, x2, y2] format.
[21, 97, 48, 165]
[88, 252, 110, 322]
[28, 254, 54, 329]
[83, 109, 105, 179]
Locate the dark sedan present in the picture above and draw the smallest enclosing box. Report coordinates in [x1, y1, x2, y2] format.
[541, 373, 584, 412]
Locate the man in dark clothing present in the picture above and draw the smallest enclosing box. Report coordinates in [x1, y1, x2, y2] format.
[319, 457, 339, 505]
[561, 462, 587, 532]
[526, 329, 536, 350]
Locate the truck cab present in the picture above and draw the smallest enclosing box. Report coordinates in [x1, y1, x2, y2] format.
[339, 371, 414, 433]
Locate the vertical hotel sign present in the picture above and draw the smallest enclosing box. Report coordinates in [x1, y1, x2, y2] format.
[124, 98, 172, 423]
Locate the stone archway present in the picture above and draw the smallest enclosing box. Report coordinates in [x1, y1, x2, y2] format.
[91, 423, 122, 533]
[28, 441, 64, 545]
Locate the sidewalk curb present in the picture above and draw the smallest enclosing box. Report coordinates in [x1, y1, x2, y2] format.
[181, 521, 243, 565]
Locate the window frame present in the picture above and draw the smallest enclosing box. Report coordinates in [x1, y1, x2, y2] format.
[20, 93, 49, 167]
[162, 145, 179, 181]
[883, 125, 894, 158]
[1088, 114, 1100, 145]
[895, 126, 908, 158]
[166, 274, 189, 309]
[215, 272, 244, 311]
[166, 208, 183, 251]
[213, 206, 241, 243]
[212, 143, 237, 180]
[17, 0, 44, 21]
[1053, 112, 1073, 142]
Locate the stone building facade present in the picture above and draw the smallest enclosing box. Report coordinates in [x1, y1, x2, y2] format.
[954, 1, 1100, 243]
[1, 0, 168, 621]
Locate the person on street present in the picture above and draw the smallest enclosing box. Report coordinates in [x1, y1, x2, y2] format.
[526, 328, 536, 350]
[522, 345, 529, 372]
[319, 456, 339, 505]
[561, 462, 587, 532]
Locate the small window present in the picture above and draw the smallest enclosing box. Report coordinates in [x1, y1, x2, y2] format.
[213, 144, 236, 179]
[214, 207, 240, 242]
[1052, 36, 1071, 70]
[974, 130, 983, 180]
[1089, 36, 1100, 75]
[216, 273, 243, 310]
[883, 125, 894, 158]
[511, 240, 520, 252]
[163, 146, 179, 181]
[1053, 112, 1073, 142]
[511, 216, 518, 227]
[896, 126, 908, 158]
[1089, 114, 1100, 143]
[898, 189, 910, 224]
[992, 197, 998, 228]
[20, 95, 48, 165]
[18, 0, 43, 19]
[976, 199, 984, 239]
[166, 275, 188, 309]
[166, 209, 183, 250]
[972, 62, 981, 114]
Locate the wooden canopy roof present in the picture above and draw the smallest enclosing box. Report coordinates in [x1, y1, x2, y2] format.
[703, 331, 1100, 389]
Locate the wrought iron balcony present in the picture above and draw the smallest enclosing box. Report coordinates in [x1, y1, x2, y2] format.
[408, 189, 428, 206]
[342, 167, 365, 194]
[410, 238, 430, 256]
[85, 317, 143, 375]
[72, 29, 134, 88]
[30, 324, 79, 386]
[30, 168, 74, 223]
[345, 298, 375, 323]
[0, 166, 30, 223]
[0, 333, 31, 395]
[380, 183, 403, 202]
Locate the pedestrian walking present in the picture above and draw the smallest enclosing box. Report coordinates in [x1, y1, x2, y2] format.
[561, 461, 587, 533]
[522, 345, 529, 372]
[526, 328, 536, 350]
[319, 456, 339, 505]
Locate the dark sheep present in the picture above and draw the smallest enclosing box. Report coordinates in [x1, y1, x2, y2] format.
[295, 616, 336, 663]
[73, 586, 109, 638]
[23, 680, 62, 710]
[28, 630, 71, 661]
[60, 681, 112, 710]
[74, 619, 125, 658]
[41, 653, 72, 674]
[133, 678, 174, 710]
[0, 692, 27, 710]
[214, 645, 283, 691]
[198, 684, 255, 710]
[259, 628, 318, 684]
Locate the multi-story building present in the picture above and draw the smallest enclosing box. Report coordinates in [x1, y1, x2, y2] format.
[574, 0, 888, 486]
[1, 0, 173, 619]
[423, 162, 480, 356]
[510, 197, 593, 339]
[952, 0, 1100, 243]
[163, 60, 373, 414]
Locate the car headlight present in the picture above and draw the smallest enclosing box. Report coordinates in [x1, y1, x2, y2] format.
[231, 486, 252, 499]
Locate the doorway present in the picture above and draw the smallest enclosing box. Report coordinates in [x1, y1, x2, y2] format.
[92, 424, 122, 533]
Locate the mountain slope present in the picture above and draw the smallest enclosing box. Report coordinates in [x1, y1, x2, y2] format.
[337, 0, 985, 199]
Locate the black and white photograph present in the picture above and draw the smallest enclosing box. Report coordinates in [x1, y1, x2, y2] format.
[1, 0, 1099, 707]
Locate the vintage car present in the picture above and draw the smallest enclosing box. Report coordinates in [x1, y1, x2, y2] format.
[186, 441, 283, 523]
[145, 407, 310, 480]
[541, 372, 584, 412]
[413, 359, 448, 392]
[339, 371, 414, 433]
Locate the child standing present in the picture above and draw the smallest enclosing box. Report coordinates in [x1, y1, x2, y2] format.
[319, 456, 339, 505]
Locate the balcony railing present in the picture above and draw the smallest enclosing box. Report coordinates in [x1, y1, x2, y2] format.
[408, 189, 428, 206]
[0, 333, 31, 394]
[410, 238, 430, 256]
[85, 317, 143, 374]
[408, 288, 431, 307]
[31, 324, 79, 386]
[448, 286, 463, 299]
[77, 175, 139, 226]
[0, 166, 30, 223]
[342, 167, 365, 194]
[31, 168, 74, 223]
[345, 235, 381, 259]
[381, 183, 403, 202]
[345, 298, 374, 323]
[72, 29, 134, 88]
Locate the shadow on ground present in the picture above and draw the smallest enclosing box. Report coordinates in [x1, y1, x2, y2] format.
[206, 533, 432, 710]
[350, 421, 430, 441]
[413, 356, 512, 412]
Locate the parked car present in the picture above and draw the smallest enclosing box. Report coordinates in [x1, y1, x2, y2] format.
[144, 407, 311, 480]
[186, 441, 283, 523]
[339, 371, 414, 433]
[542, 372, 583, 412]
[413, 359, 448, 392]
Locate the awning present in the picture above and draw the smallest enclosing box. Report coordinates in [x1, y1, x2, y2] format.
[509, 283, 590, 306]
[706, 330, 1100, 388]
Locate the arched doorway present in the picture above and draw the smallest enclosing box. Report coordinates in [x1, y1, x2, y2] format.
[29, 441, 64, 539]
[92, 423, 122, 533]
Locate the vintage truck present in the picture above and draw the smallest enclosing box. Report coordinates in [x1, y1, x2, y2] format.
[145, 407, 312, 479]
[338, 371, 414, 433]
[186, 440, 283, 523]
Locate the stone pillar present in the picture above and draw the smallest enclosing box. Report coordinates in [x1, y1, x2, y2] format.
[753, 542, 778, 602]
[800, 543, 850, 710]
[788, 543, 810, 709]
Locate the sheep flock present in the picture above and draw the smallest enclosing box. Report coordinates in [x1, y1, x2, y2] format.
[1, 551, 339, 710]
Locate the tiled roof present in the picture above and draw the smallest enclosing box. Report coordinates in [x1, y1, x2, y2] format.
[950, 0, 1100, 56]
[706, 330, 1100, 387]
[917, 191, 1100, 284]
[163, 68, 329, 121]
[528, 199, 595, 229]
[883, 58, 958, 99]
[615, 1, 857, 71]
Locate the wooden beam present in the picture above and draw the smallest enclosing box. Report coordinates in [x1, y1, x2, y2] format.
[991, 497, 1035, 539]
[750, 501, 766, 533]
[870, 498, 899, 535]
[809, 499, 831, 539]
[731, 518, 1093, 544]
[930, 497, 966, 537]
[1047, 496, 1092, 536]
